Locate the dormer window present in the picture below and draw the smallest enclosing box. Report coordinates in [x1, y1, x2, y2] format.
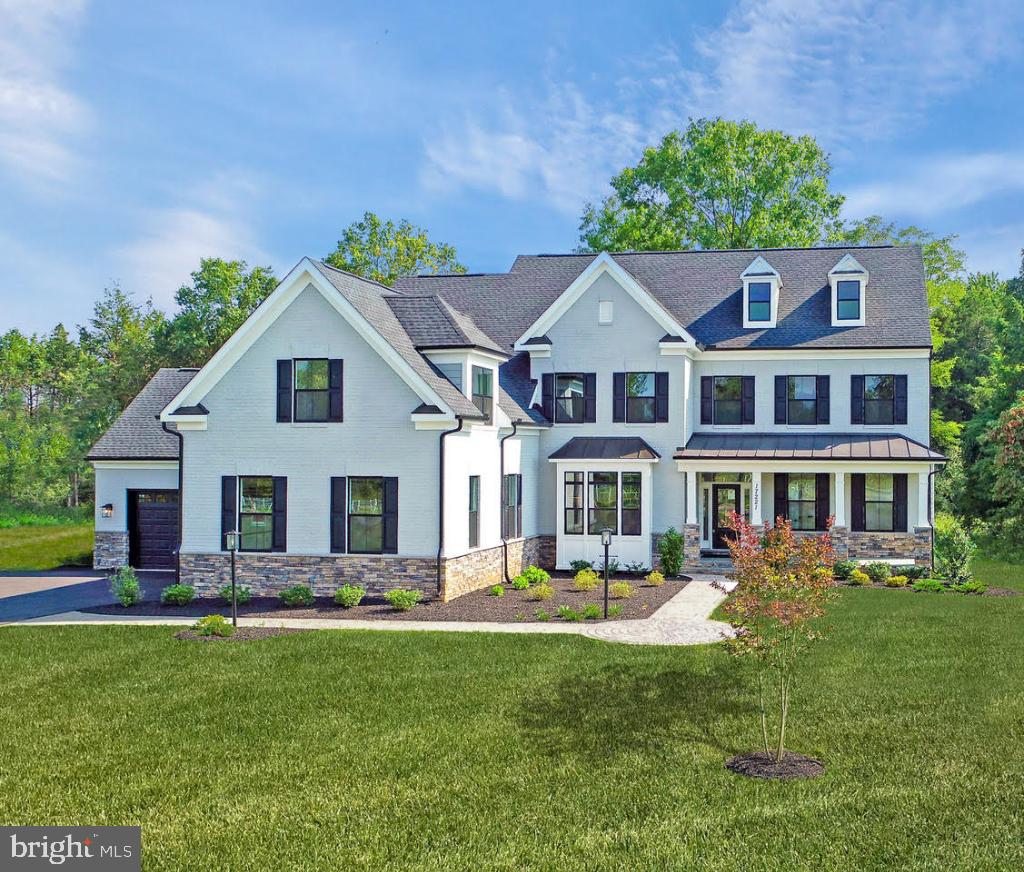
[741, 256, 780, 328]
[829, 254, 868, 327]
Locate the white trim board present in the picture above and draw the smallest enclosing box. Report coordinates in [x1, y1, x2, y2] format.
[92, 460, 179, 470]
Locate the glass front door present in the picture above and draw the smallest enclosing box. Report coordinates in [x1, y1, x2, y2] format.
[711, 484, 740, 550]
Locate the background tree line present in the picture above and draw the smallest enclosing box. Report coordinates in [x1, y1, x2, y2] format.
[2, 118, 1022, 550]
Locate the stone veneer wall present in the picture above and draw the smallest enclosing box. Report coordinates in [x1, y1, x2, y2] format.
[440, 535, 556, 602]
[847, 527, 932, 565]
[682, 523, 702, 570]
[94, 531, 128, 570]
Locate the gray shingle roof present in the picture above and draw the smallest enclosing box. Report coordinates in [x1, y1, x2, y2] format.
[386, 294, 505, 354]
[550, 436, 661, 461]
[87, 368, 198, 460]
[675, 432, 945, 461]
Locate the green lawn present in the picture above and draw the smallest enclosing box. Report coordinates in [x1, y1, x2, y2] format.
[0, 522, 93, 571]
[1, 567, 1023, 871]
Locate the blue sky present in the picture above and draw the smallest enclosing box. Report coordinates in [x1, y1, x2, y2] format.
[3, 0, 1024, 333]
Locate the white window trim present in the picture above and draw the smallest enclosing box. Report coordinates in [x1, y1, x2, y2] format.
[598, 299, 613, 325]
[829, 254, 868, 327]
[741, 256, 780, 329]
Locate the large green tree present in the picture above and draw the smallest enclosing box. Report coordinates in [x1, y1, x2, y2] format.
[578, 119, 845, 252]
[324, 211, 465, 286]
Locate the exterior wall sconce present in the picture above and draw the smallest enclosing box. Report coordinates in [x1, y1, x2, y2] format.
[101, 504, 114, 518]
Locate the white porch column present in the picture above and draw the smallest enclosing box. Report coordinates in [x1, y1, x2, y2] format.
[917, 469, 931, 528]
[834, 470, 847, 528]
[685, 470, 698, 524]
[750, 470, 763, 526]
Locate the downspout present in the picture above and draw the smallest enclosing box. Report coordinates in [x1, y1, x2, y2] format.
[160, 420, 184, 585]
[437, 416, 465, 597]
[499, 420, 520, 583]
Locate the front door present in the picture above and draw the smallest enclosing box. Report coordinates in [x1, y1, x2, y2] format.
[711, 484, 740, 550]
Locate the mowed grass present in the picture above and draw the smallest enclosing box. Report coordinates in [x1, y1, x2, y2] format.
[1, 576, 1024, 871]
[0, 523, 92, 570]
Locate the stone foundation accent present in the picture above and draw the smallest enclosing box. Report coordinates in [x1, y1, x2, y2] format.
[682, 523, 702, 570]
[847, 527, 932, 565]
[440, 535, 556, 601]
[830, 526, 849, 560]
[94, 531, 128, 570]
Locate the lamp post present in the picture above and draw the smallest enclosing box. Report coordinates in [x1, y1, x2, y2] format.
[600, 527, 612, 619]
[225, 530, 239, 627]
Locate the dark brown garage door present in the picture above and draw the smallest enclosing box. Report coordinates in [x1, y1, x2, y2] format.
[128, 490, 179, 570]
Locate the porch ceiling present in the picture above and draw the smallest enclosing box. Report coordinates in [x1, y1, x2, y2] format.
[674, 432, 945, 462]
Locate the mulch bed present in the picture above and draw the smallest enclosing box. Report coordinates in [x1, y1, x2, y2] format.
[86, 573, 688, 623]
[175, 627, 308, 643]
[725, 751, 825, 780]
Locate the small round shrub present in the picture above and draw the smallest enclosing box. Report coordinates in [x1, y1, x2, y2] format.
[902, 564, 929, 581]
[832, 559, 857, 580]
[517, 566, 550, 586]
[384, 589, 422, 611]
[527, 582, 554, 602]
[568, 559, 593, 573]
[848, 569, 870, 586]
[885, 575, 908, 588]
[951, 580, 987, 594]
[334, 584, 365, 608]
[573, 568, 599, 591]
[193, 614, 234, 637]
[607, 604, 623, 618]
[912, 578, 945, 594]
[219, 584, 252, 605]
[864, 562, 892, 583]
[489, 584, 505, 597]
[609, 581, 635, 599]
[534, 608, 551, 622]
[279, 585, 315, 608]
[556, 605, 583, 622]
[645, 570, 665, 587]
[581, 603, 601, 620]
[160, 583, 195, 605]
[110, 565, 141, 607]
[510, 576, 530, 590]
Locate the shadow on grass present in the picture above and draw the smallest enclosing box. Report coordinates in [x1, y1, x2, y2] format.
[518, 655, 751, 759]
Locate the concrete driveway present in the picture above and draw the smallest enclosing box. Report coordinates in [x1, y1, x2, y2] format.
[0, 570, 170, 623]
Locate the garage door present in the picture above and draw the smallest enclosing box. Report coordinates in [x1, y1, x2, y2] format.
[129, 490, 179, 570]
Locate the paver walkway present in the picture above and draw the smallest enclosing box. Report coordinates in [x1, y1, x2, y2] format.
[9, 575, 737, 647]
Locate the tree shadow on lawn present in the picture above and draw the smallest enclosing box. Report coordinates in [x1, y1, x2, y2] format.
[517, 653, 752, 760]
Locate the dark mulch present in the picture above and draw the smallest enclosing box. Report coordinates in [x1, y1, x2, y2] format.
[85, 573, 687, 623]
[175, 627, 308, 643]
[725, 751, 825, 780]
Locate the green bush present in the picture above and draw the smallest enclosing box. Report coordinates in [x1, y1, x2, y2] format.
[624, 561, 646, 577]
[902, 564, 929, 580]
[488, 584, 505, 597]
[608, 604, 623, 618]
[581, 603, 602, 620]
[510, 576, 530, 590]
[609, 581, 635, 599]
[569, 559, 593, 573]
[951, 580, 987, 594]
[516, 566, 550, 586]
[333, 584, 365, 608]
[279, 585, 315, 608]
[848, 569, 870, 586]
[935, 514, 976, 585]
[218, 584, 252, 605]
[645, 570, 665, 587]
[0, 502, 91, 529]
[832, 559, 857, 580]
[658, 527, 684, 576]
[534, 608, 551, 622]
[556, 605, 583, 622]
[160, 584, 195, 605]
[193, 614, 234, 637]
[384, 589, 422, 611]
[864, 562, 892, 583]
[912, 578, 945, 594]
[110, 566, 141, 607]
[526, 582, 554, 602]
[885, 575, 909, 588]
[573, 568, 599, 591]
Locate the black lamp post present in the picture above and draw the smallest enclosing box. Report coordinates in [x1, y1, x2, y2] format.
[225, 530, 239, 627]
[600, 527, 612, 619]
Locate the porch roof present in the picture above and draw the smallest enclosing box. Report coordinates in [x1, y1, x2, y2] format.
[549, 436, 661, 461]
[674, 432, 946, 462]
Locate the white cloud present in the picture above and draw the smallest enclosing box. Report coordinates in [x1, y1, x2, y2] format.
[0, 0, 90, 184]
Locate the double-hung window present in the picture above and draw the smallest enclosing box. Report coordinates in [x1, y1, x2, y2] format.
[786, 474, 817, 531]
[294, 359, 330, 422]
[588, 472, 618, 534]
[468, 476, 480, 548]
[864, 375, 895, 425]
[555, 374, 586, 423]
[239, 477, 274, 551]
[788, 376, 818, 424]
[471, 366, 493, 423]
[836, 280, 861, 321]
[713, 376, 743, 425]
[865, 473, 895, 532]
[564, 472, 584, 535]
[625, 373, 656, 423]
[349, 477, 385, 553]
[621, 473, 641, 535]
[747, 281, 772, 322]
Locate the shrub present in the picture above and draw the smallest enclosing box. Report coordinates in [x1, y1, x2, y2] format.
[645, 570, 665, 587]
[936, 515, 976, 585]
[885, 575, 909, 588]
[597, 558, 621, 575]
[624, 561, 647, 577]
[279, 585, 315, 608]
[384, 589, 422, 611]
[333, 584, 365, 608]
[527, 582, 554, 602]
[218, 584, 252, 605]
[581, 603, 601, 620]
[658, 527, 684, 576]
[569, 559, 593, 573]
[516, 566, 550, 586]
[160, 583, 195, 605]
[607, 604, 623, 618]
[510, 576, 530, 590]
[848, 569, 870, 586]
[832, 559, 857, 580]
[951, 580, 987, 594]
[109, 566, 140, 607]
[609, 581, 635, 599]
[556, 605, 583, 622]
[192, 614, 234, 637]
[573, 568, 599, 591]
[902, 564, 929, 580]
[534, 609, 551, 622]
[912, 578, 945, 594]
[488, 584, 505, 597]
[864, 562, 892, 583]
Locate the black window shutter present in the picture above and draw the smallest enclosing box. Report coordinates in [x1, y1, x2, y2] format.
[541, 373, 554, 421]
[328, 359, 343, 422]
[741, 376, 755, 425]
[382, 477, 399, 553]
[330, 477, 346, 553]
[774, 473, 788, 526]
[851, 375, 865, 424]
[516, 474, 523, 537]
[815, 473, 830, 531]
[816, 375, 831, 424]
[851, 474, 866, 531]
[272, 477, 287, 552]
[612, 373, 626, 423]
[894, 375, 908, 425]
[700, 377, 713, 425]
[655, 372, 669, 423]
[276, 360, 292, 422]
[893, 473, 908, 532]
[583, 373, 597, 423]
[221, 476, 237, 551]
[775, 375, 787, 424]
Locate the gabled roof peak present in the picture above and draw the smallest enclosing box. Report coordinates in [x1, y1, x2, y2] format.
[829, 253, 869, 276]
[742, 255, 779, 278]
